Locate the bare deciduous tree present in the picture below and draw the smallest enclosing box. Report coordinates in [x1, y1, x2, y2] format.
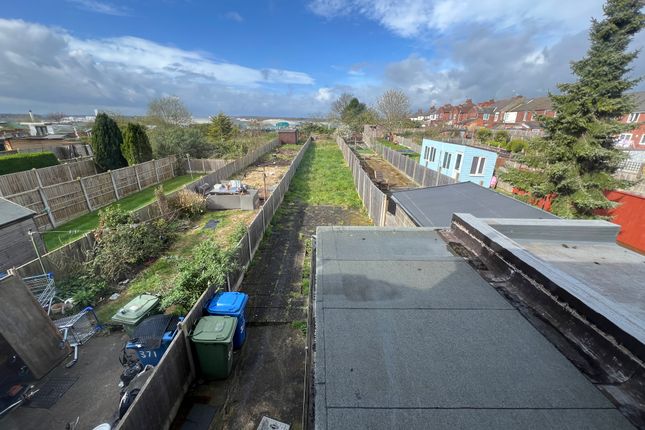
[377, 89, 410, 133]
[147, 96, 192, 127]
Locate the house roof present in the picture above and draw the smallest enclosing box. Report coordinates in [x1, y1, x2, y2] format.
[0, 198, 36, 227]
[313, 226, 632, 430]
[391, 181, 557, 228]
[512, 96, 553, 112]
[630, 91, 645, 112]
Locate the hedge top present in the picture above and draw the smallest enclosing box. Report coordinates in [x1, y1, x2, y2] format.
[0, 152, 59, 175]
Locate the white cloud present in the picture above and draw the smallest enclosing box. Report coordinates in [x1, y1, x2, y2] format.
[0, 19, 316, 116]
[309, 0, 604, 37]
[315, 87, 334, 102]
[224, 11, 244, 23]
[66, 0, 129, 16]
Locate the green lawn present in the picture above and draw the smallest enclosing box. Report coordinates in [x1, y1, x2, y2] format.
[43, 175, 200, 251]
[378, 139, 420, 161]
[286, 140, 366, 209]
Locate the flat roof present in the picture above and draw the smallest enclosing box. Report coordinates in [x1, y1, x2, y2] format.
[454, 215, 645, 358]
[391, 182, 557, 227]
[0, 197, 35, 227]
[313, 227, 633, 430]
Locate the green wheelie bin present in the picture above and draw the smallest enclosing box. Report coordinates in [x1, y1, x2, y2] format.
[191, 316, 237, 380]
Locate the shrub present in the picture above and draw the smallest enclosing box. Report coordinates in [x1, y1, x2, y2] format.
[89, 207, 175, 281]
[0, 152, 59, 175]
[161, 239, 236, 312]
[57, 271, 110, 308]
[493, 130, 510, 144]
[509, 140, 528, 153]
[168, 189, 206, 218]
[475, 128, 493, 142]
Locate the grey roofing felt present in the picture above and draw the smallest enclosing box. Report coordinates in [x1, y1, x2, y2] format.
[459, 215, 645, 351]
[313, 227, 633, 430]
[391, 181, 557, 228]
[0, 197, 35, 227]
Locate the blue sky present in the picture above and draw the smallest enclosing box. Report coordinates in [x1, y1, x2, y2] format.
[0, 0, 643, 117]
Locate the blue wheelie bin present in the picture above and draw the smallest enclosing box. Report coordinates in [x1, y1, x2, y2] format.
[205, 292, 248, 349]
[125, 314, 183, 366]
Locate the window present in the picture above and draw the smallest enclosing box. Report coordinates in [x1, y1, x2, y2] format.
[470, 157, 486, 175]
[641, 135, 645, 145]
[628, 112, 640, 123]
[618, 133, 632, 142]
[522, 111, 528, 121]
[442, 152, 452, 169]
[454, 153, 463, 171]
[483, 113, 490, 121]
[423, 146, 437, 162]
[494, 112, 500, 122]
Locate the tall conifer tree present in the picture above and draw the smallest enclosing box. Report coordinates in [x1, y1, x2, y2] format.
[91, 113, 127, 171]
[503, 0, 644, 217]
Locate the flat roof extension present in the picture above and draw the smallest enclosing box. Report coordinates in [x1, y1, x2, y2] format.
[313, 226, 632, 430]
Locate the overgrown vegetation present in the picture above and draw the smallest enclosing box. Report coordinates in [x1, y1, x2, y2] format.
[168, 188, 206, 218]
[0, 152, 59, 174]
[503, 0, 644, 218]
[88, 206, 176, 282]
[160, 239, 236, 312]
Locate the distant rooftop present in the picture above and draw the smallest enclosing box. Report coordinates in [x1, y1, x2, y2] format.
[391, 182, 557, 228]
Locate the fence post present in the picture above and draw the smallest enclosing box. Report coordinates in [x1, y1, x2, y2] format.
[34, 168, 44, 188]
[110, 171, 120, 200]
[435, 167, 441, 186]
[381, 196, 387, 227]
[66, 164, 74, 181]
[134, 165, 142, 191]
[37, 187, 57, 228]
[79, 178, 93, 212]
[154, 160, 160, 183]
[201, 159, 206, 172]
[247, 230, 253, 262]
[422, 165, 427, 186]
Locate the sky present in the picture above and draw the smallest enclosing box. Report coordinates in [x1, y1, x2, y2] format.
[0, 0, 643, 117]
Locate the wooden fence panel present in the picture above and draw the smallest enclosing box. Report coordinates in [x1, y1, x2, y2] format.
[43, 181, 89, 224]
[136, 161, 157, 189]
[0, 170, 39, 196]
[83, 172, 117, 209]
[111, 168, 140, 198]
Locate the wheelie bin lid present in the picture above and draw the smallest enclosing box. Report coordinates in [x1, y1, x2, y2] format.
[130, 314, 181, 349]
[206, 292, 248, 316]
[191, 316, 236, 344]
[111, 294, 159, 325]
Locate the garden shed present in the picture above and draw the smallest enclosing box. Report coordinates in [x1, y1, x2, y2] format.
[0, 197, 45, 273]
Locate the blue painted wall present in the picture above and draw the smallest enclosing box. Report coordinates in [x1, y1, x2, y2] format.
[419, 139, 498, 187]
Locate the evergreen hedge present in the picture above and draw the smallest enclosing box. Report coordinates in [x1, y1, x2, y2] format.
[0, 152, 59, 175]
